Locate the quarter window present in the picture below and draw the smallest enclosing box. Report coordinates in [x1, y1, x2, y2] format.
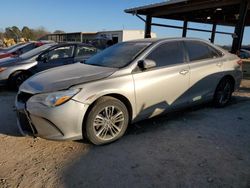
[185, 41, 221, 62]
[146, 42, 185, 68]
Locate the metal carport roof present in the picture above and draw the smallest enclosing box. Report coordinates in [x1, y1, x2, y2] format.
[125, 0, 250, 53]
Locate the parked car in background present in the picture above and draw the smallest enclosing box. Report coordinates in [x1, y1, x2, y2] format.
[0, 42, 98, 89]
[0, 43, 57, 88]
[240, 49, 250, 59]
[30, 43, 98, 73]
[0, 43, 25, 53]
[16, 38, 242, 145]
[0, 42, 45, 59]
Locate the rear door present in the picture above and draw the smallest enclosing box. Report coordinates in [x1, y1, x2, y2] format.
[184, 40, 224, 103]
[132, 41, 190, 120]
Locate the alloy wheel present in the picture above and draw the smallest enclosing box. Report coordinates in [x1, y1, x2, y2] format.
[215, 79, 232, 106]
[16, 73, 29, 88]
[93, 106, 125, 141]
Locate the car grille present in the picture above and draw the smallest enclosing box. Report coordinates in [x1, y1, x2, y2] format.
[17, 92, 33, 103]
[17, 111, 37, 134]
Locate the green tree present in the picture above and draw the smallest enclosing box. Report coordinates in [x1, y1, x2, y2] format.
[0, 31, 3, 39]
[11, 26, 22, 39]
[53, 30, 65, 34]
[32, 27, 50, 40]
[4, 26, 21, 42]
[5, 27, 14, 38]
[22, 26, 34, 40]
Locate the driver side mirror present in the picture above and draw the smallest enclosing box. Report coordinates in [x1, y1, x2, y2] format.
[138, 59, 156, 70]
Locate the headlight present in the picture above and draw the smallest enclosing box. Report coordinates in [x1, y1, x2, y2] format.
[30, 89, 81, 107]
[0, 67, 7, 72]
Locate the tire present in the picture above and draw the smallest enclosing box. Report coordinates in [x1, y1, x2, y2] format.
[84, 96, 129, 145]
[8, 71, 30, 90]
[213, 78, 233, 107]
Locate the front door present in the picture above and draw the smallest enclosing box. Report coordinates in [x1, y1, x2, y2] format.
[35, 45, 75, 73]
[132, 41, 190, 120]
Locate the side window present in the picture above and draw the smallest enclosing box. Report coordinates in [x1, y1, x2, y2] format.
[146, 42, 185, 68]
[185, 41, 220, 62]
[17, 43, 35, 55]
[75, 46, 97, 57]
[208, 46, 223, 58]
[48, 46, 74, 60]
[39, 52, 48, 61]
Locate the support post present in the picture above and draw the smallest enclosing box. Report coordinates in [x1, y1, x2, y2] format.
[231, 0, 249, 53]
[210, 23, 217, 43]
[145, 15, 152, 38]
[182, 20, 188, 37]
[80, 33, 83, 43]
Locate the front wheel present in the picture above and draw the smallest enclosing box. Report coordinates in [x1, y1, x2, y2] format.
[9, 71, 30, 90]
[85, 96, 129, 145]
[213, 78, 233, 107]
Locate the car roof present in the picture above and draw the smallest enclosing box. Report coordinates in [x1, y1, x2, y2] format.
[40, 42, 96, 54]
[125, 37, 227, 55]
[125, 37, 214, 44]
[56, 42, 94, 47]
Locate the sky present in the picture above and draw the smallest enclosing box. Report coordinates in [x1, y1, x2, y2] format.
[0, 0, 249, 46]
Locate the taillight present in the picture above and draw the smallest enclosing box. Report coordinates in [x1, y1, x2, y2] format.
[237, 59, 243, 66]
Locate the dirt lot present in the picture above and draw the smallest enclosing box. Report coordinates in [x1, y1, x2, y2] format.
[0, 81, 250, 188]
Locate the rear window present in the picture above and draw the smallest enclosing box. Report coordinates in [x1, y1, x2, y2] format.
[185, 41, 222, 62]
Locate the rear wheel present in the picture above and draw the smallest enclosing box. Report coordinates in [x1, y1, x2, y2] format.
[85, 96, 129, 145]
[213, 78, 233, 107]
[8, 71, 30, 90]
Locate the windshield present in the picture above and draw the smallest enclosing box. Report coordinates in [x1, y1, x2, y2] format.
[85, 42, 151, 68]
[20, 43, 55, 59]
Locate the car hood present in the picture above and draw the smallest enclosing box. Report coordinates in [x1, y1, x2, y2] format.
[20, 62, 118, 94]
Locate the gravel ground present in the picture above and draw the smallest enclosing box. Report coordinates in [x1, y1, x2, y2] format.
[0, 80, 250, 188]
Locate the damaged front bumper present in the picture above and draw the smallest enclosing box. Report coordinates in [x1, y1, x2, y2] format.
[15, 91, 89, 141]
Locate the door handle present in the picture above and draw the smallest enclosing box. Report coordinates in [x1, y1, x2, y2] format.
[179, 69, 189, 75]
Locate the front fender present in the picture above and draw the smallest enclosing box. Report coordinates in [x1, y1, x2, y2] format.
[72, 74, 137, 119]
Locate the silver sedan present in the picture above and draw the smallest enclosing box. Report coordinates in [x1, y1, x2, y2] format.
[15, 38, 242, 145]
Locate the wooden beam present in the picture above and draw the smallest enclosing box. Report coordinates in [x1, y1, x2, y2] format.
[145, 15, 152, 38]
[151, 0, 240, 17]
[232, 0, 249, 53]
[210, 23, 217, 43]
[151, 23, 183, 29]
[182, 20, 188, 37]
[136, 14, 146, 22]
[151, 22, 233, 35]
